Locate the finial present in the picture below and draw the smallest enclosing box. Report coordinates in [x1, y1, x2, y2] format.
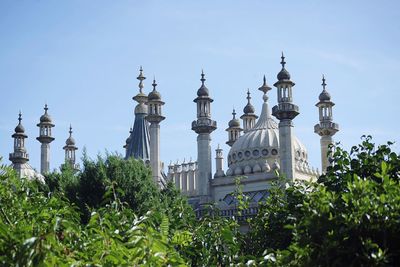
[44, 103, 48, 113]
[69, 124, 73, 136]
[137, 66, 146, 93]
[263, 75, 266, 84]
[322, 74, 327, 90]
[258, 75, 272, 95]
[281, 52, 286, 68]
[152, 77, 157, 91]
[217, 144, 221, 150]
[247, 89, 251, 103]
[200, 69, 205, 85]
[17, 111, 22, 124]
[232, 108, 236, 119]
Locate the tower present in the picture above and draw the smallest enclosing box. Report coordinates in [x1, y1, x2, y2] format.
[226, 109, 242, 147]
[36, 104, 55, 174]
[272, 53, 299, 180]
[314, 75, 339, 172]
[240, 90, 258, 133]
[214, 145, 225, 178]
[9, 112, 29, 177]
[125, 67, 150, 162]
[146, 78, 165, 184]
[191, 71, 217, 200]
[63, 125, 78, 170]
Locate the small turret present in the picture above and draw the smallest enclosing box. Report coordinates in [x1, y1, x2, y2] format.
[226, 109, 242, 147]
[314, 75, 339, 172]
[36, 104, 55, 174]
[63, 125, 79, 170]
[9, 112, 29, 166]
[214, 145, 225, 178]
[240, 90, 258, 133]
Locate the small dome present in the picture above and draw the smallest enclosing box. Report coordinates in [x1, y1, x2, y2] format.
[277, 68, 291, 81]
[228, 118, 240, 128]
[15, 123, 25, 133]
[66, 136, 75, 145]
[243, 103, 255, 114]
[40, 113, 52, 123]
[135, 103, 148, 114]
[148, 90, 161, 101]
[319, 89, 331, 101]
[197, 85, 209, 97]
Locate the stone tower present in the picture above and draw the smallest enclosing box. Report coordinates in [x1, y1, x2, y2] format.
[314, 75, 339, 172]
[9, 112, 29, 177]
[36, 104, 55, 174]
[214, 145, 225, 178]
[240, 90, 258, 133]
[226, 109, 242, 147]
[272, 53, 300, 180]
[191, 71, 217, 201]
[63, 125, 78, 169]
[146, 78, 165, 184]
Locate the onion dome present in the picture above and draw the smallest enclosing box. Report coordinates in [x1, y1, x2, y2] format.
[277, 53, 291, 81]
[197, 70, 209, 97]
[39, 104, 52, 123]
[14, 112, 25, 133]
[148, 78, 161, 101]
[228, 109, 240, 127]
[243, 90, 256, 114]
[65, 125, 76, 146]
[318, 75, 331, 101]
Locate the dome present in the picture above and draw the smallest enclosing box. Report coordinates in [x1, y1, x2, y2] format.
[148, 90, 161, 101]
[227, 99, 309, 175]
[243, 103, 255, 114]
[66, 136, 75, 146]
[40, 113, 52, 123]
[228, 118, 240, 128]
[15, 123, 25, 133]
[319, 89, 331, 101]
[135, 102, 148, 114]
[197, 84, 209, 97]
[277, 68, 291, 81]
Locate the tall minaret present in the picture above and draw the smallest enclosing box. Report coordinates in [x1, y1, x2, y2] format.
[314, 75, 339, 172]
[9, 112, 29, 177]
[36, 104, 55, 174]
[272, 53, 299, 180]
[240, 90, 258, 133]
[146, 78, 165, 184]
[63, 125, 78, 169]
[226, 109, 242, 147]
[214, 145, 225, 178]
[191, 71, 217, 200]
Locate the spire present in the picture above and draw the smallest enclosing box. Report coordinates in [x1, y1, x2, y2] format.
[201, 69, 205, 85]
[318, 74, 332, 102]
[280, 52, 286, 68]
[322, 74, 326, 90]
[276, 52, 292, 82]
[152, 77, 157, 91]
[258, 75, 272, 102]
[137, 66, 146, 94]
[243, 89, 255, 114]
[197, 70, 210, 97]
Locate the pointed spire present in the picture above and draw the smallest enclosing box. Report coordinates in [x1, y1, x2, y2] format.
[152, 76, 157, 91]
[18, 111, 22, 124]
[318, 74, 331, 102]
[247, 89, 251, 103]
[281, 52, 286, 68]
[322, 74, 327, 90]
[137, 66, 146, 93]
[44, 104, 48, 114]
[258, 75, 272, 97]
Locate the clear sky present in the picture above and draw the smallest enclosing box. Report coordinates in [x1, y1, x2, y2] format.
[0, 0, 399, 174]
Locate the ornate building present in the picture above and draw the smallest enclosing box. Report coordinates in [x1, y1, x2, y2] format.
[6, 53, 339, 219]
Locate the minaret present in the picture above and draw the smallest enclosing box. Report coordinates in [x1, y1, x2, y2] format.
[36, 104, 55, 174]
[272, 53, 299, 180]
[314, 75, 339, 172]
[191, 70, 217, 200]
[9, 112, 29, 177]
[226, 109, 242, 147]
[63, 125, 78, 169]
[125, 67, 150, 162]
[214, 145, 225, 178]
[146, 78, 165, 184]
[241, 90, 258, 133]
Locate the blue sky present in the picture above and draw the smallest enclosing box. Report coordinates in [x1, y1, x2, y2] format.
[0, 0, 399, 174]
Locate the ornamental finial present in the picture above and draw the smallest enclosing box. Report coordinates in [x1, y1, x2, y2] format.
[322, 74, 327, 90]
[281, 52, 286, 68]
[152, 76, 157, 91]
[201, 69, 205, 85]
[137, 66, 146, 93]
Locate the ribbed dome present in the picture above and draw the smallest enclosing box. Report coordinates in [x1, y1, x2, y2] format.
[40, 113, 52, 123]
[227, 98, 309, 176]
[319, 89, 331, 101]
